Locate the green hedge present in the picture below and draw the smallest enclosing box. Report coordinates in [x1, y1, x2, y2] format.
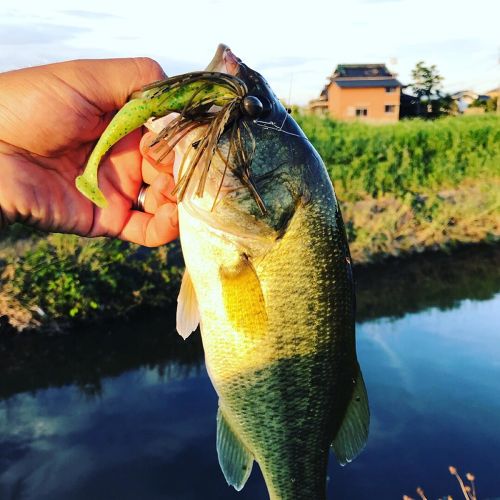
[295, 114, 500, 198]
[1, 234, 182, 325]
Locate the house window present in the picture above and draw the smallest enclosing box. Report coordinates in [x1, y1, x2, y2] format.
[385, 87, 396, 93]
[355, 108, 368, 117]
[385, 105, 396, 113]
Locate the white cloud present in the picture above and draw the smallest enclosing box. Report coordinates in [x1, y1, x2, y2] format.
[0, 364, 210, 499]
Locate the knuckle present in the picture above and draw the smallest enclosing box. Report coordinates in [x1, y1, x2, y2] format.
[133, 57, 166, 83]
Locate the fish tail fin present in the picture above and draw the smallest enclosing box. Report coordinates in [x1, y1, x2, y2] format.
[216, 407, 254, 491]
[76, 98, 153, 207]
[331, 366, 370, 466]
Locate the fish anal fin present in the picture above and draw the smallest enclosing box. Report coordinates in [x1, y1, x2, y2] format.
[176, 269, 200, 339]
[219, 255, 267, 341]
[332, 366, 370, 466]
[216, 407, 254, 491]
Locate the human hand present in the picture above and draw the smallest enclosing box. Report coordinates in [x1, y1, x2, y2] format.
[0, 58, 178, 246]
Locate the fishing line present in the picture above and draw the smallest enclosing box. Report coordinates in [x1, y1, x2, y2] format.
[253, 120, 305, 139]
[279, 71, 293, 131]
[278, 110, 288, 131]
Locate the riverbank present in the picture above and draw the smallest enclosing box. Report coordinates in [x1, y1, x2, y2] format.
[296, 113, 500, 261]
[2, 243, 498, 399]
[0, 231, 183, 333]
[1, 233, 498, 334]
[342, 177, 498, 262]
[0, 114, 498, 334]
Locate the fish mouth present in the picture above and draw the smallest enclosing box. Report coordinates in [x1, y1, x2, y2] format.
[205, 43, 241, 76]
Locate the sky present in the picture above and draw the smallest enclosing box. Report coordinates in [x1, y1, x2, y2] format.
[0, 0, 499, 105]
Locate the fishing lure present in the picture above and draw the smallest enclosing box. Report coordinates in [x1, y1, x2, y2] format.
[76, 71, 253, 208]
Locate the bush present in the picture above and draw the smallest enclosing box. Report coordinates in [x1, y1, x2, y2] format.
[2, 234, 182, 325]
[295, 114, 500, 198]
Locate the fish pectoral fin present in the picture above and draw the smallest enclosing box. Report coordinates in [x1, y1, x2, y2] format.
[176, 269, 200, 339]
[219, 255, 267, 341]
[216, 407, 254, 491]
[331, 366, 370, 466]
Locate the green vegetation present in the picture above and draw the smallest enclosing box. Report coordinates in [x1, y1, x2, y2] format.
[471, 96, 498, 113]
[409, 61, 444, 101]
[0, 233, 181, 331]
[1, 114, 499, 332]
[296, 114, 499, 262]
[296, 114, 500, 197]
[407, 60, 454, 117]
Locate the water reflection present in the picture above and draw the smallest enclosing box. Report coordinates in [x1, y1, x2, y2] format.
[1, 245, 499, 499]
[355, 244, 500, 321]
[0, 312, 204, 400]
[338, 294, 500, 499]
[1, 368, 226, 500]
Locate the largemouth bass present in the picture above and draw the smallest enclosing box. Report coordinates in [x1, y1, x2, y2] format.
[76, 44, 369, 499]
[171, 45, 369, 499]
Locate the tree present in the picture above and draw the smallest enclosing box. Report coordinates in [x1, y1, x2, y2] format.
[410, 61, 445, 116]
[470, 96, 498, 113]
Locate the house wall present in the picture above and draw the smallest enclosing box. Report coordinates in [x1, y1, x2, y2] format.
[327, 84, 401, 122]
[309, 99, 329, 116]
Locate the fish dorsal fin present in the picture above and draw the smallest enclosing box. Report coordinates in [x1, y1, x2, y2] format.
[219, 255, 267, 341]
[176, 269, 200, 339]
[331, 366, 370, 466]
[216, 407, 254, 491]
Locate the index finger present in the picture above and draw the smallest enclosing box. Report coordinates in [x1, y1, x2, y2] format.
[52, 57, 167, 112]
[140, 132, 175, 184]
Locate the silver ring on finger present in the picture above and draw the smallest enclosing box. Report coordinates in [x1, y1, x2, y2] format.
[134, 183, 149, 212]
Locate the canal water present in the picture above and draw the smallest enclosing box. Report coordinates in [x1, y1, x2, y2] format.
[1, 246, 499, 499]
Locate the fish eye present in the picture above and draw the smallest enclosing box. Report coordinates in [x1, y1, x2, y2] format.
[241, 95, 264, 118]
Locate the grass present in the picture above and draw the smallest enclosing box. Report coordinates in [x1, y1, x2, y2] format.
[403, 465, 479, 500]
[295, 113, 500, 262]
[296, 114, 500, 198]
[0, 233, 182, 331]
[0, 114, 499, 332]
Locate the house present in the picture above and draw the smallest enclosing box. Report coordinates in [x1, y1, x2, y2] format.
[485, 87, 499, 99]
[309, 85, 329, 115]
[451, 90, 490, 113]
[485, 87, 499, 112]
[310, 64, 402, 122]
